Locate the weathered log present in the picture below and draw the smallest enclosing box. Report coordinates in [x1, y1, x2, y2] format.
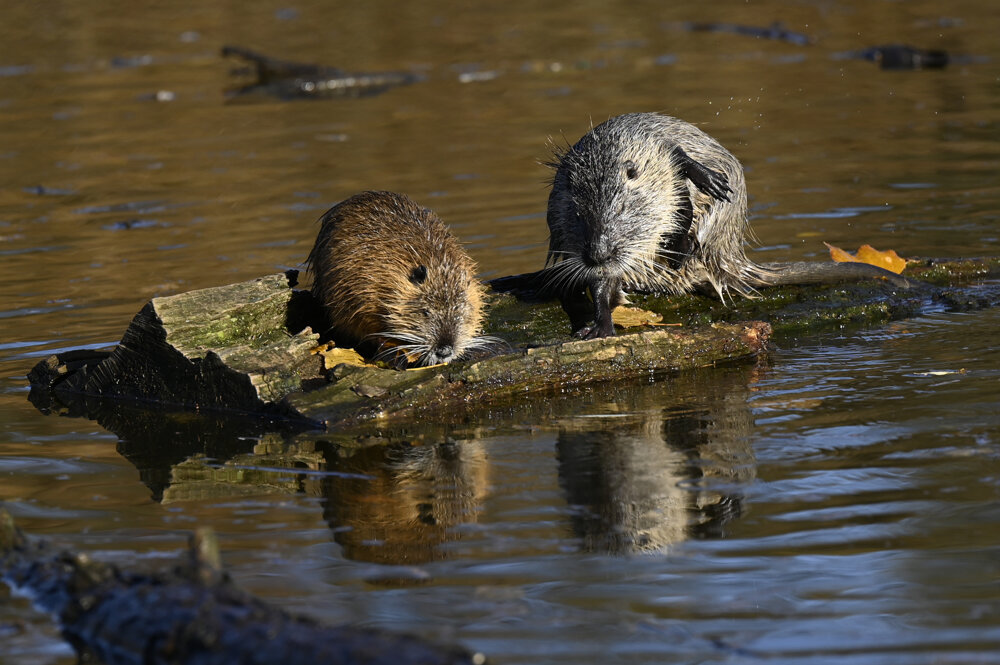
[26, 258, 1000, 431]
[288, 321, 771, 429]
[28, 271, 324, 421]
[26, 271, 773, 429]
[0, 510, 483, 665]
[489, 257, 1000, 338]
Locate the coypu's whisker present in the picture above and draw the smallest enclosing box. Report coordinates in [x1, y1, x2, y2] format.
[462, 335, 511, 354]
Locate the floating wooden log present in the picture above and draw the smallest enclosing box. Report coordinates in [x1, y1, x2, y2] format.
[0, 510, 483, 665]
[26, 258, 1000, 431]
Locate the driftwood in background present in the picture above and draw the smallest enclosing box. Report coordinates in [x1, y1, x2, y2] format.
[0, 510, 482, 665]
[26, 258, 1000, 431]
[222, 45, 421, 101]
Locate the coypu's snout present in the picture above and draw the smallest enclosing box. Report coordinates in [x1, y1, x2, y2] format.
[577, 204, 625, 269]
[582, 229, 618, 268]
[426, 341, 455, 365]
[422, 328, 459, 365]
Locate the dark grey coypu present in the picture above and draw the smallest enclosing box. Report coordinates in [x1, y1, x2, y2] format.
[545, 112, 916, 338]
[307, 191, 496, 367]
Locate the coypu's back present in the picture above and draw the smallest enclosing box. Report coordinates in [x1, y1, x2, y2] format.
[307, 191, 486, 366]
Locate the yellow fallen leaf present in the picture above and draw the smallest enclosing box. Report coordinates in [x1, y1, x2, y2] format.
[824, 242, 858, 263]
[824, 242, 907, 274]
[311, 342, 366, 369]
[612, 306, 663, 328]
[854, 244, 907, 274]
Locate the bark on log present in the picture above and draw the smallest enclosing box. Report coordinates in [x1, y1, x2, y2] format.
[0, 510, 483, 665]
[288, 322, 771, 429]
[28, 271, 324, 421]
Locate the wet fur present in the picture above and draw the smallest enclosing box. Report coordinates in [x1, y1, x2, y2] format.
[545, 113, 919, 338]
[547, 113, 765, 301]
[546, 113, 780, 337]
[307, 191, 490, 366]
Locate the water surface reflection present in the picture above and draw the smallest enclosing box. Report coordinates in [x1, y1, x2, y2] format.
[3, 0, 1000, 662]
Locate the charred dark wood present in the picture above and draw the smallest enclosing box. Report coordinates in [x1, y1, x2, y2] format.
[28, 271, 325, 422]
[0, 510, 484, 665]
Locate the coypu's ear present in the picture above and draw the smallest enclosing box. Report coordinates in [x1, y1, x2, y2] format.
[669, 145, 732, 203]
[409, 265, 428, 284]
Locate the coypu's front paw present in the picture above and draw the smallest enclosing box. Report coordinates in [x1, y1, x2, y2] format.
[573, 322, 615, 340]
[673, 145, 732, 203]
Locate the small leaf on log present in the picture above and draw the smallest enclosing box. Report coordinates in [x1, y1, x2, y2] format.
[612, 306, 663, 328]
[855, 244, 907, 274]
[825, 242, 907, 274]
[312, 342, 366, 370]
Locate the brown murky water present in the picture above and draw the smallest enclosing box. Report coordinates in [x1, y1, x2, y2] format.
[2, 1, 1000, 663]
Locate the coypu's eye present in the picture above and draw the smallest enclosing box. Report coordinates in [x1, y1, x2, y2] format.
[409, 265, 428, 284]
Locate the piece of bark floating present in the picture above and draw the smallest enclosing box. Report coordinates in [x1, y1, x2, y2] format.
[27, 258, 1000, 430]
[0, 510, 483, 665]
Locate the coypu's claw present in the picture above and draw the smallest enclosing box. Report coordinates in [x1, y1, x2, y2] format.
[572, 318, 616, 340]
[672, 146, 732, 203]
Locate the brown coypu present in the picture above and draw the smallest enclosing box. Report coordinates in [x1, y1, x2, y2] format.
[307, 191, 494, 366]
[544, 112, 917, 338]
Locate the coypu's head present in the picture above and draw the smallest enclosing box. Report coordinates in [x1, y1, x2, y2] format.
[546, 113, 692, 290]
[376, 253, 487, 367]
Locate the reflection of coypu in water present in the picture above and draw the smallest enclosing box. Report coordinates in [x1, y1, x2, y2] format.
[308, 191, 495, 366]
[321, 440, 490, 565]
[545, 112, 917, 338]
[555, 367, 757, 553]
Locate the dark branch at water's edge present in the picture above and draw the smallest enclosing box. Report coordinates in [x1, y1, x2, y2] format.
[0, 510, 484, 665]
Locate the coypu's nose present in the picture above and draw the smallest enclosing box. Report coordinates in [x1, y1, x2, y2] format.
[582, 239, 614, 267]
